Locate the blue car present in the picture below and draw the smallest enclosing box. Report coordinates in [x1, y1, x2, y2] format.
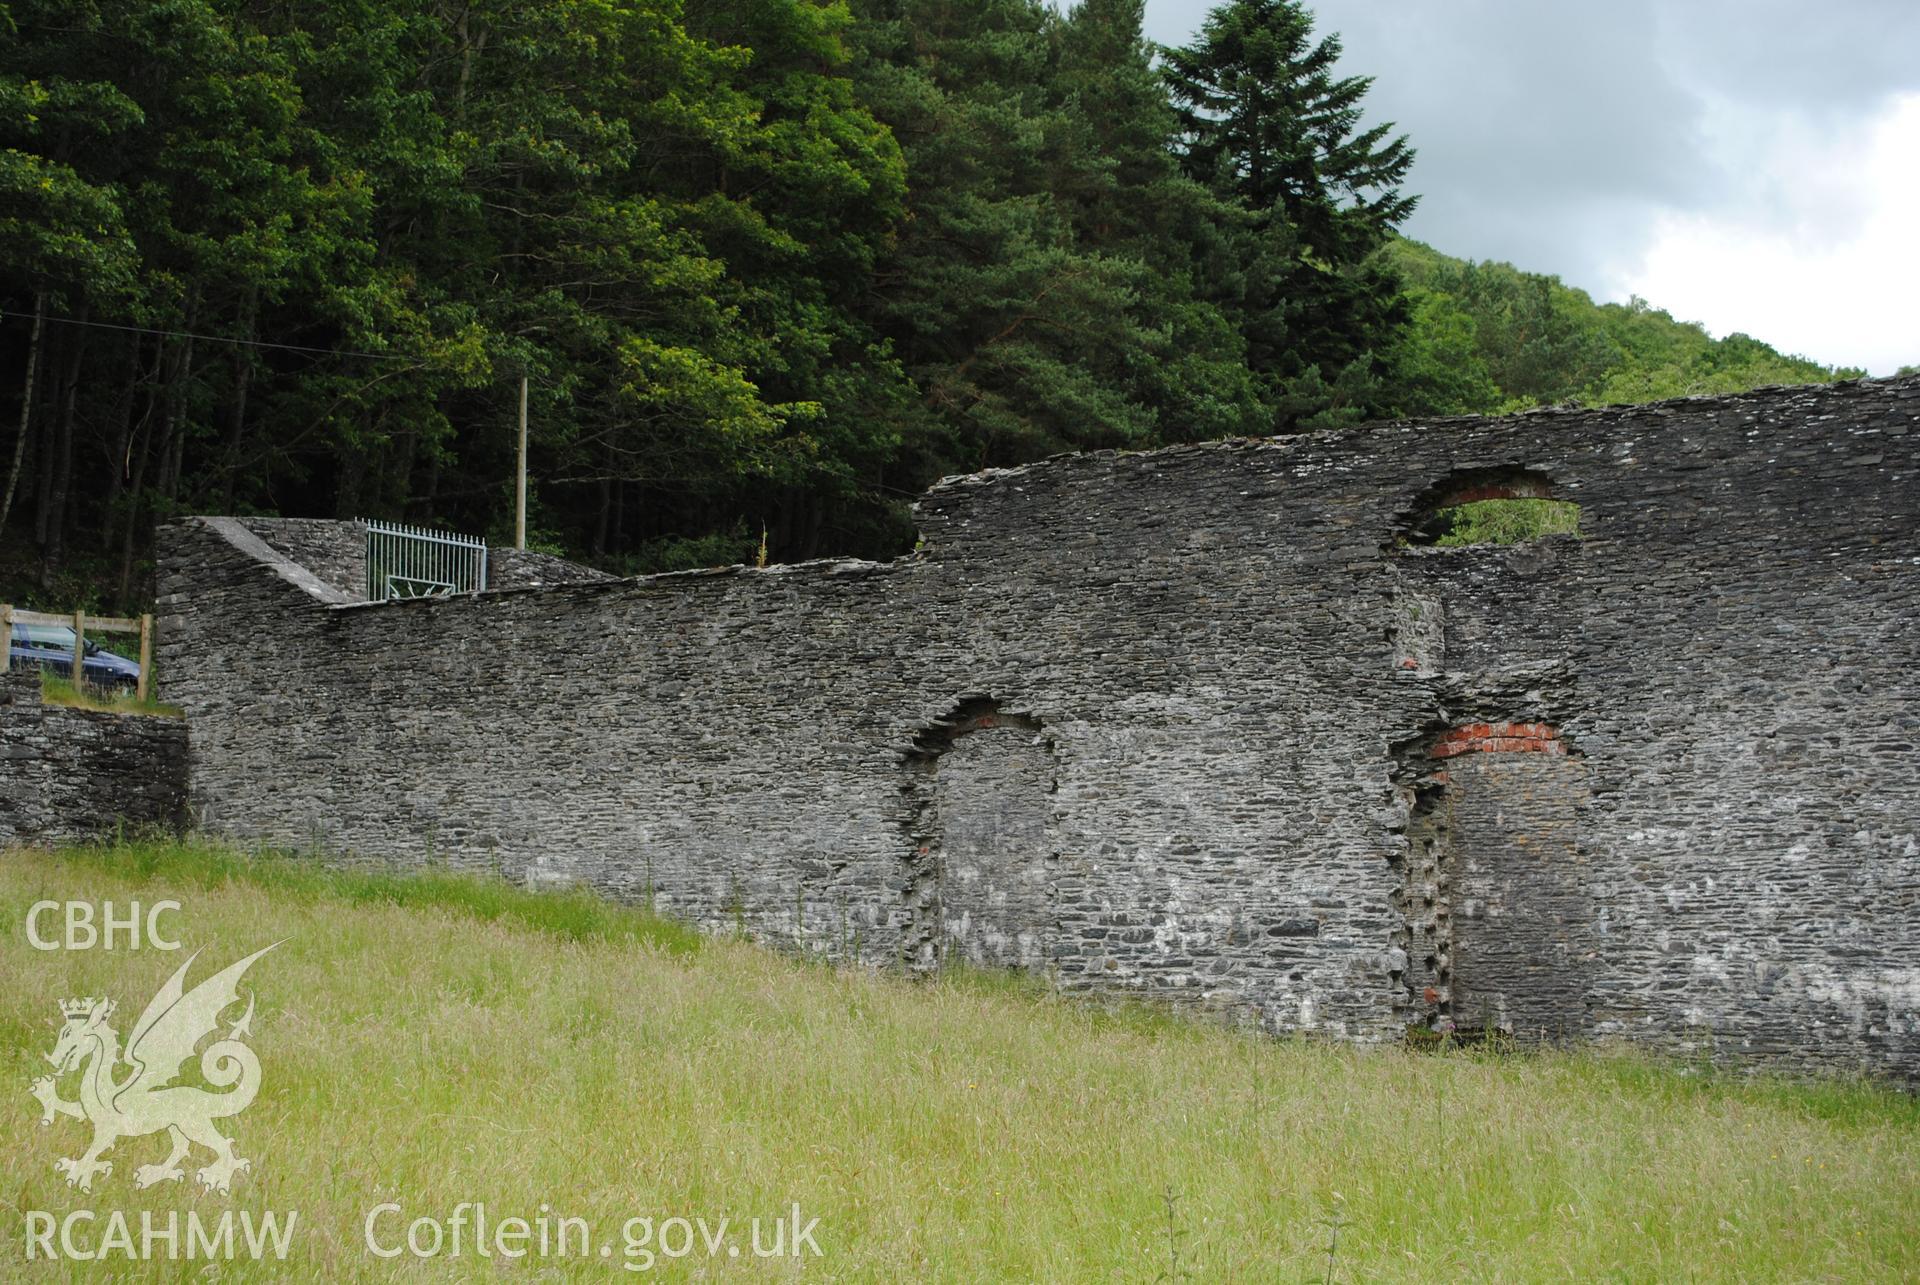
[8, 622, 142, 691]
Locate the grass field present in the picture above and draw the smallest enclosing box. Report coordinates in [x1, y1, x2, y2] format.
[2, 840, 1915, 1281]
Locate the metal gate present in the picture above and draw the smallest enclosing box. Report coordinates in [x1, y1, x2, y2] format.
[362, 519, 489, 602]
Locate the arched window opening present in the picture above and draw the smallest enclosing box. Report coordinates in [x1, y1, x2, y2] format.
[1399, 468, 1581, 548]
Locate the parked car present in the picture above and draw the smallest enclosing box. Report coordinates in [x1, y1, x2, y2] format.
[8, 622, 142, 692]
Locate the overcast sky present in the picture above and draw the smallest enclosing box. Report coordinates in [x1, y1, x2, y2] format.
[1142, 0, 1920, 374]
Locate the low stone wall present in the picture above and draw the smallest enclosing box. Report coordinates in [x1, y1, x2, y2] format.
[0, 671, 188, 847]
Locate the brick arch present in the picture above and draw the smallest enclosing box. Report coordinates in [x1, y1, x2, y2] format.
[1396, 718, 1594, 1040]
[1395, 466, 1565, 547]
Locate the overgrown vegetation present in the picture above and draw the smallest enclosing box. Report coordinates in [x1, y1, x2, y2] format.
[2, 840, 1915, 1280]
[36, 670, 180, 716]
[1430, 497, 1582, 547]
[21, 835, 701, 952]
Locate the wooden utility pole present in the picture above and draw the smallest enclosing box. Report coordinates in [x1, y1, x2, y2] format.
[515, 373, 528, 550]
[71, 608, 86, 688]
[136, 612, 153, 704]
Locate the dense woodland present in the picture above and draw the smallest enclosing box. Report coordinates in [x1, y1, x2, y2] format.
[0, 0, 1870, 610]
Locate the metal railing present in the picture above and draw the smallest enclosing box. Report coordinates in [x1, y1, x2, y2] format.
[362, 519, 488, 603]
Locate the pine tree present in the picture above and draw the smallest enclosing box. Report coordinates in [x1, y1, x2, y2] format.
[847, 0, 1175, 478]
[1051, 0, 1264, 442]
[1163, 0, 1416, 427]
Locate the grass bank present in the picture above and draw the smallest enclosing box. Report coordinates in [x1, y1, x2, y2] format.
[36, 672, 182, 718]
[2, 841, 1914, 1280]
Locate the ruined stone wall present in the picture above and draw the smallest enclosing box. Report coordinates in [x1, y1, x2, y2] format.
[231, 518, 617, 600]
[236, 518, 366, 599]
[156, 376, 1920, 1075]
[0, 671, 188, 846]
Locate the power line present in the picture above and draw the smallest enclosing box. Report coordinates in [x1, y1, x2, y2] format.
[1, 309, 414, 362]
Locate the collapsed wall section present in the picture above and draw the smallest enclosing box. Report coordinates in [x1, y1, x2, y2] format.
[159, 526, 933, 964]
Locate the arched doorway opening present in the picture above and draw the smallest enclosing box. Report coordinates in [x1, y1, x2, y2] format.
[902, 697, 1057, 972]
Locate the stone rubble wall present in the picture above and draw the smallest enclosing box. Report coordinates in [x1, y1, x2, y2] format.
[230, 517, 617, 601]
[0, 671, 188, 847]
[154, 376, 1920, 1075]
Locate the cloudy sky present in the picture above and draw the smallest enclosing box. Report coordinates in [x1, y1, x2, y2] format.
[1143, 0, 1920, 374]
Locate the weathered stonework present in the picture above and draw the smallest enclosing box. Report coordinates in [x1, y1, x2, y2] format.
[229, 517, 616, 599]
[155, 377, 1920, 1076]
[0, 671, 188, 846]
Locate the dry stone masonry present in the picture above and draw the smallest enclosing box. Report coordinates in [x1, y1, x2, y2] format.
[151, 376, 1920, 1076]
[0, 672, 187, 846]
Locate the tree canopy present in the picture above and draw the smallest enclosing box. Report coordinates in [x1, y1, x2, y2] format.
[1377, 237, 1865, 416]
[0, 0, 1873, 611]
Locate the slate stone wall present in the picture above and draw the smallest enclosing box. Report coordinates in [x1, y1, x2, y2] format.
[230, 517, 618, 601]
[0, 671, 188, 847]
[488, 546, 619, 589]
[235, 518, 365, 599]
[155, 376, 1920, 1075]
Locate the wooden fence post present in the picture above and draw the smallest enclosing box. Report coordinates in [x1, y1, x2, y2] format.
[0, 604, 11, 674]
[71, 608, 86, 689]
[137, 613, 153, 704]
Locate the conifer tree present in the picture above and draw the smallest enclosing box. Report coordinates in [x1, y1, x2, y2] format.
[848, 0, 1165, 475]
[1051, 0, 1264, 441]
[1163, 0, 1416, 427]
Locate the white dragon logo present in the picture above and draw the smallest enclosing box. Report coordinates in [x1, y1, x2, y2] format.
[28, 943, 279, 1195]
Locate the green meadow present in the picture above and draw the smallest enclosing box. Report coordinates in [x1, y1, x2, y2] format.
[2, 840, 1914, 1281]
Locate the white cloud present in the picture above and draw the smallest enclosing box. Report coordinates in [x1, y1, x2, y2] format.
[1141, 0, 1920, 375]
[1614, 93, 1920, 374]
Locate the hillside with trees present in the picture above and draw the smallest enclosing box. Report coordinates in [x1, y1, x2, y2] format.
[1381, 238, 1864, 415]
[0, 0, 1871, 610]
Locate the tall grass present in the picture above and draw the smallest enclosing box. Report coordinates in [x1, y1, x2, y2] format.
[2, 841, 1914, 1281]
[20, 835, 700, 952]
[35, 671, 182, 718]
